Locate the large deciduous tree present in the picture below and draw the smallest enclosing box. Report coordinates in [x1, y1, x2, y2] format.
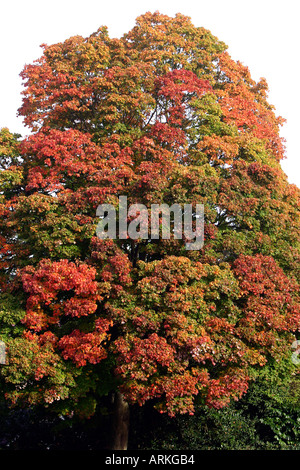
[0, 12, 299, 450]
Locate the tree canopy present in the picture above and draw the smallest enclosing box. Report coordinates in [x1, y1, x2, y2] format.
[0, 12, 299, 435]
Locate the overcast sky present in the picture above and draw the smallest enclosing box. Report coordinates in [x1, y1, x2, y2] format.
[1, 0, 299, 187]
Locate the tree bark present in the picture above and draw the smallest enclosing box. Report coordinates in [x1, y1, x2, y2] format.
[111, 391, 130, 450]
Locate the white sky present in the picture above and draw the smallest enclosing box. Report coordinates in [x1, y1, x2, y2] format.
[1, 0, 299, 187]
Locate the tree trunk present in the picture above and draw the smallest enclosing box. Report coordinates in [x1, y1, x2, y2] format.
[111, 391, 130, 450]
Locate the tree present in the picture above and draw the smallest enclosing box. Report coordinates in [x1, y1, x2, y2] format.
[0, 11, 299, 450]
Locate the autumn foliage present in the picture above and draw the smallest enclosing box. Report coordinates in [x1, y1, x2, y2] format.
[0, 12, 299, 421]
